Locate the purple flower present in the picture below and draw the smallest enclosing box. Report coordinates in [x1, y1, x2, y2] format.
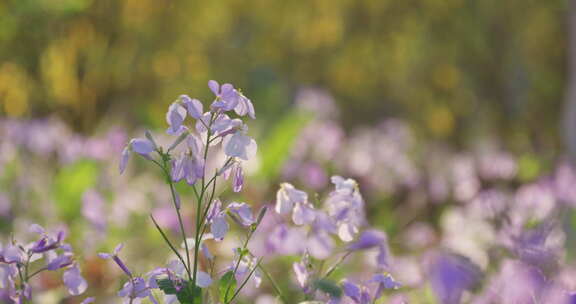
[348, 229, 387, 251]
[1, 244, 24, 264]
[222, 131, 257, 161]
[275, 183, 308, 215]
[227, 202, 255, 226]
[166, 101, 187, 135]
[171, 152, 204, 185]
[63, 264, 87, 295]
[207, 199, 229, 241]
[341, 279, 371, 304]
[209, 80, 239, 111]
[293, 260, 310, 289]
[29, 228, 66, 254]
[232, 163, 243, 193]
[118, 277, 151, 301]
[370, 273, 401, 299]
[46, 253, 73, 270]
[234, 91, 255, 119]
[119, 146, 130, 174]
[180, 95, 203, 119]
[292, 201, 316, 226]
[325, 176, 366, 242]
[427, 252, 481, 304]
[98, 243, 133, 278]
[130, 138, 155, 156]
[81, 297, 95, 304]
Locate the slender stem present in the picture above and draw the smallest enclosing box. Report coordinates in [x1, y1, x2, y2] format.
[150, 215, 191, 275]
[26, 267, 48, 281]
[191, 112, 216, 300]
[224, 228, 257, 300]
[226, 258, 263, 304]
[163, 157, 193, 281]
[258, 264, 288, 303]
[323, 251, 352, 279]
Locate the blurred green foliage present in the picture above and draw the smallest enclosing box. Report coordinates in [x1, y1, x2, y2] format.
[53, 160, 98, 220]
[0, 0, 567, 149]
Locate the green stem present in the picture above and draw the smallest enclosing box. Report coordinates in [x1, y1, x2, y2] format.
[150, 214, 191, 275]
[323, 251, 352, 279]
[163, 156, 193, 281]
[258, 264, 288, 303]
[226, 258, 263, 304]
[224, 227, 257, 300]
[191, 112, 216, 301]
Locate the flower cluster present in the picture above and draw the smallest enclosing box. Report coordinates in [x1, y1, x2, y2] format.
[270, 176, 399, 303]
[103, 80, 262, 303]
[0, 224, 90, 303]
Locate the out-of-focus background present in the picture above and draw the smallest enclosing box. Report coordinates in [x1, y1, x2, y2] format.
[0, 0, 566, 147]
[2, 0, 576, 303]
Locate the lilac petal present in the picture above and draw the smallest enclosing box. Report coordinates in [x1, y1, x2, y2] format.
[208, 80, 220, 95]
[181, 95, 204, 119]
[338, 223, 358, 242]
[186, 133, 204, 156]
[223, 132, 257, 160]
[119, 146, 130, 174]
[292, 203, 316, 226]
[371, 273, 401, 290]
[171, 155, 185, 182]
[293, 261, 309, 289]
[46, 254, 73, 270]
[29, 224, 45, 235]
[227, 202, 255, 226]
[307, 230, 334, 260]
[113, 256, 133, 277]
[98, 253, 112, 259]
[113, 243, 124, 255]
[428, 253, 481, 304]
[211, 213, 229, 241]
[131, 138, 155, 155]
[3, 245, 23, 263]
[234, 92, 256, 119]
[276, 183, 307, 214]
[348, 229, 386, 251]
[232, 164, 243, 193]
[341, 280, 362, 303]
[166, 102, 187, 134]
[377, 244, 389, 269]
[81, 297, 95, 304]
[206, 199, 222, 222]
[201, 243, 213, 260]
[118, 277, 150, 298]
[63, 265, 87, 295]
[195, 271, 212, 287]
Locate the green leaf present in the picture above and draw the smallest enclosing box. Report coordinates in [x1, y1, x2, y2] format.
[157, 278, 202, 303]
[157, 278, 178, 295]
[219, 271, 237, 303]
[312, 278, 342, 299]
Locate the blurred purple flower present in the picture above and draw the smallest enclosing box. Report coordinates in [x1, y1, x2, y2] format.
[63, 264, 87, 296]
[426, 252, 481, 304]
